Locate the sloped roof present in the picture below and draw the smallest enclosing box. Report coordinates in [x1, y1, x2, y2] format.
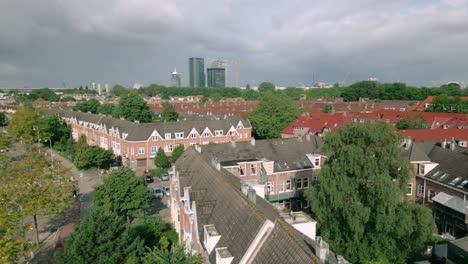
[201, 137, 324, 172]
[432, 192, 468, 215]
[399, 128, 468, 143]
[175, 149, 320, 264]
[409, 141, 436, 162]
[46, 109, 251, 141]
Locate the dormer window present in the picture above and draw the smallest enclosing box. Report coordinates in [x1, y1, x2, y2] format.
[215, 130, 223, 136]
[175, 132, 184, 139]
[165, 133, 171, 140]
[315, 158, 320, 167]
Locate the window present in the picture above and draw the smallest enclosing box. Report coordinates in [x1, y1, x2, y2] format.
[312, 175, 318, 182]
[428, 189, 437, 202]
[240, 166, 245, 176]
[296, 178, 303, 189]
[278, 181, 284, 192]
[215, 130, 223, 136]
[266, 182, 274, 194]
[250, 164, 256, 175]
[315, 158, 320, 167]
[165, 133, 171, 140]
[407, 183, 412, 195]
[151, 146, 159, 153]
[138, 147, 145, 154]
[229, 131, 235, 136]
[152, 135, 158, 141]
[303, 178, 309, 189]
[204, 132, 210, 137]
[304, 200, 309, 209]
[419, 164, 425, 175]
[417, 185, 424, 197]
[165, 145, 173, 152]
[191, 133, 197, 138]
[286, 180, 292, 191]
[175, 132, 184, 139]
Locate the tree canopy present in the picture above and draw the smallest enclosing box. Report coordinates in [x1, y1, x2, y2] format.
[258, 82, 276, 92]
[73, 135, 115, 169]
[171, 145, 184, 163]
[115, 91, 154, 122]
[160, 102, 179, 122]
[56, 208, 145, 264]
[395, 115, 428, 129]
[155, 148, 170, 169]
[72, 99, 101, 114]
[0, 112, 8, 127]
[93, 168, 154, 221]
[249, 92, 300, 139]
[307, 122, 435, 263]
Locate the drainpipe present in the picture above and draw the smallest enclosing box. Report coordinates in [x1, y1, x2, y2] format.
[423, 179, 426, 205]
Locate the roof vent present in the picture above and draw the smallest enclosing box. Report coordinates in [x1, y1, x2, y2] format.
[204, 225, 221, 254]
[215, 247, 234, 264]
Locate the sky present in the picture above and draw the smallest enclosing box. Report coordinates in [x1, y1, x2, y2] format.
[0, 0, 468, 88]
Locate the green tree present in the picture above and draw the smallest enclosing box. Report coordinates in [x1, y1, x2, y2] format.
[142, 244, 201, 264]
[7, 107, 50, 143]
[29, 88, 60, 102]
[322, 104, 332, 113]
[0, 134, 10, 148]
[395, 115, 428, 130]
[73, 135, 90, 169]
[73, 99, 100, 114]
[0, 112, 8, 127]
[249, 92, 300, 139]
[171, 145, 184, 163]
[258, 82, 275, 92]
[128, 216, 168, 249]
[111, 85, 130, 96]
[308, 122, 435, 263]
[94, 168, 153, 221]
[154, 148, 170, 169]
[160, 102, 179, 122]
[56, 208, 144, 264]
[116, 91, 152, 122]
[97, 103, 117, 116]
[60, 96, 76, 102]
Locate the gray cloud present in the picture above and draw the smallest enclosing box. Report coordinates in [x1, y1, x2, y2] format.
[0, 0, 467, 87]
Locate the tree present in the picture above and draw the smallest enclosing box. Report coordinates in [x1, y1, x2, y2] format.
[322, 104, 332, 113]
[128, 216, 168, 249]
[395, 115, 428, 130]
[171, 145, 184, 163]
[0, 134, 10, 148]
[249, 92, 300, 139]
[111, 85, 130, 96]
[73, 135, 90, 169]
[93, 168, 153, 221]
[160, 102, 179, 122]
[56, 208, 144, 264]
[115, 91, 152, 122]
[7, 107, 50, 143]
[154, 148, 170, 169]
[97, 103, 117, 116]
[72, 99, 100, 114]
[258, 82, 275, 92]
[0, 112, 8, 127]
[307, 122, 435, 263]
[142, 244, 201, 264]
[60, 96, 76, 102]
[72, 135, 114, 169]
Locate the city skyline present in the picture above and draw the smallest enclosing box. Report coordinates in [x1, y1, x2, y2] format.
[1, 0, 468, 88]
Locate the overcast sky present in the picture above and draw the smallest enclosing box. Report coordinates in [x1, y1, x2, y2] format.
[1, 0, 467, 88]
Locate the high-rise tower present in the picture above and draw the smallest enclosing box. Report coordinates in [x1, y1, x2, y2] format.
[189, 57, 205, 88]
[207, 68, 226, 88]
[170, 68, 181, 87]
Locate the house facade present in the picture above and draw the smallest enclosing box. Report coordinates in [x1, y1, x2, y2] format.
[48, 109, 252, 170]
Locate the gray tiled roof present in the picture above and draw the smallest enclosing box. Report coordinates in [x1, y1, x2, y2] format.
[175, 148, 320, 264]
[201, 137, 324, 172]
[432, 192, 468, 215]
[409, 141, 436, 162]
[46, 109, 251, 141]
[422, 145, 468, 192]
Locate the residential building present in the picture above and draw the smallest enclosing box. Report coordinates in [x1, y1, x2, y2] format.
[199, 137, 325, 211]
[405, 140, 468, 236]
[169, 148, 348, 264]
[47, 109, 252, 171]
[207, 68, 226, 88]
[432, 192, 468, 238]
[411, 96, 468, 111]
[170, 68, 181, 87]
[189, 57, 205, 88]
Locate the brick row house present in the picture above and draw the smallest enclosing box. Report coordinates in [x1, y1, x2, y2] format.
[169, 148, 349, 264]
[198, 137, 325, 212]
[48, 109, 252, 170]
[405, 140, 468, 238]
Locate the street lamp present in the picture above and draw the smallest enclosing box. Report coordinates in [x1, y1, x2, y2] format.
[44, 137, 53, 165]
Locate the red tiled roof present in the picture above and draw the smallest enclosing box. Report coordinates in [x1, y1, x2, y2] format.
[412, 96, 468, 111]
[398, 128, 468, 142]
[282, 114, 352, 135]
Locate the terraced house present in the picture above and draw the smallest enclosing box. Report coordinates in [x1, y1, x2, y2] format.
[48, 109, 252, 170]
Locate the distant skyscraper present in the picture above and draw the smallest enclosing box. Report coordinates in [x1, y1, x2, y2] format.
[170, 68, 181, 87]
[207, 68, 226, 88]
[105, 83, 110, 94]
[189, 57, 205, 88]
[97, 83, 102, 95]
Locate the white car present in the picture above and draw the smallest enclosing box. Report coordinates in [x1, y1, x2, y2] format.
[153, 187, 163, 198]
[162, 186, 170, 197]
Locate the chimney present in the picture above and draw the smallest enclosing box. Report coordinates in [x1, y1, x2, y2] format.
[247, 188, 256, 204]
[215, 247, 234, 264]
[450, 138, 456, 151]
[250, 138, 255, 146]
[305, 134, 311, 141]
[195, 144, 202, 153]
[316, 236, 330, 263]
[204, 225, 221, 254]
[231, 140, 236, 148]
[404, 137, 412, 150]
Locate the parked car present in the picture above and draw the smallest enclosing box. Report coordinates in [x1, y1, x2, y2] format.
[162, 186, 170, 197]
[153, 187, 163, 198]
[0, 148, 9, 153]
[159, 173, 169, 181]
[145, 175, 153, 184]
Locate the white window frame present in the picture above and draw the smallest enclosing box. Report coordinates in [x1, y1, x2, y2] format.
[296, 178, 303, 190]
[191, 133, 197, 138]
[151, 146, 159, 153]
[266, 182, 274, 194]
[315, 158, 320, 167]
[215, 130, 223, 136]
[278, 181, 284, 193]
[152, 135, 158, 141]
[286, 180, 292, 191]
[240, 166, 245, 176]
[138, 147, 145, 154]
[175, 132, 184, 139]
[417, 184, 424, 197]
[204, 132, 210, 137]
[165, 133, 172, 140]
[419, 164, 425, 175]
[303, 178, 309, 189]
[428, 189, 437, 203]
[407, 183, 413, 196]
[250, 164, 256, 175]
[165, 144, 173, 152]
